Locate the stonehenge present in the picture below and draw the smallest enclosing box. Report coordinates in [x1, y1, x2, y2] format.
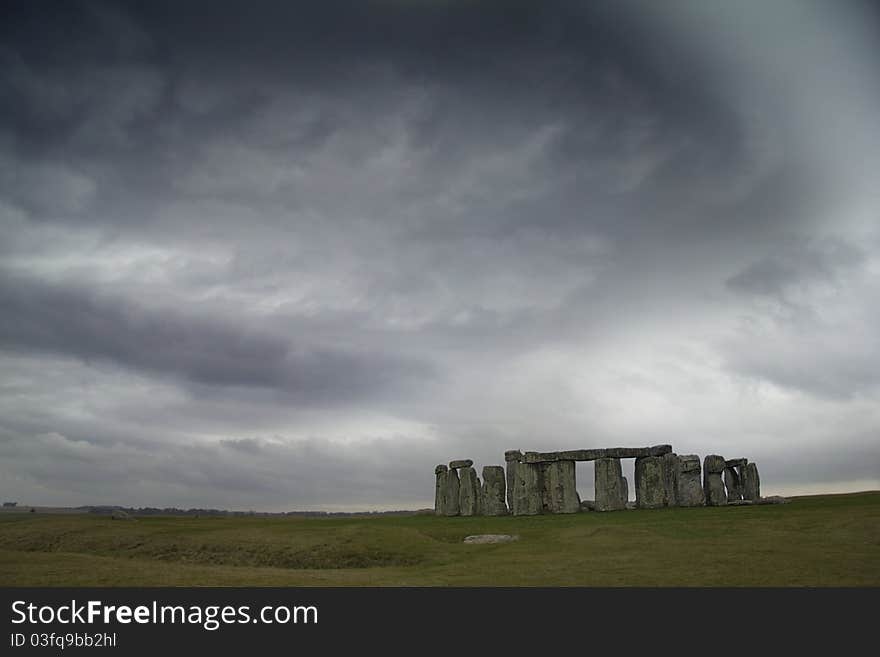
[434, 447, 763, 516]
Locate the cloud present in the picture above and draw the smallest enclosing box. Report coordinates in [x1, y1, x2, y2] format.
[0, 273, 436, 404]
[0, 0, 878, 508]
[726, 239, 866, 300]
[721, 239, 880, 400]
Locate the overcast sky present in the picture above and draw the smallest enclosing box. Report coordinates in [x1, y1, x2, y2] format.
[1, 0, 878, 511]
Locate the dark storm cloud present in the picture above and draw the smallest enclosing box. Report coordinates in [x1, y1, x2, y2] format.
[0, 272, 434, 402]
[1, 0, 878, 509]
[0, 0, 750, 232]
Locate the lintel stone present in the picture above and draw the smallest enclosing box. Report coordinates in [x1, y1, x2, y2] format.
[522, 444, 672, 464]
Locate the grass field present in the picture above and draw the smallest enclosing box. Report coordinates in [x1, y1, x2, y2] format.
[1, 492, 877, 586]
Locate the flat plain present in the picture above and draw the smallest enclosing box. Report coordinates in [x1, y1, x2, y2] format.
[1, 492, 877, 586]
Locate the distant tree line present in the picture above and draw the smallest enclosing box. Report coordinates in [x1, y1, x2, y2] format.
[85, 505, 432, 517]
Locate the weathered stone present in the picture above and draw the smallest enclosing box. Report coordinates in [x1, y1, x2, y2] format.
[704, 454, 726, 474]
[742, 462, 761, 501]
[704, 474, 726, 506]
[625, 501, 637, 510]
[703, 455, 727, 506]
[724, 466, 744, 501]
[435, 467, 448, 516]
[635, 456, 668, 509]
[662, 452, 678, 507]
[678, 455, 701, 473]
[463, 534, 519, 544]
[512, 461, 543, 515]
[522, 444, 672, 464]
[540, 460, 579, 513]
[444, 467, 460, 516]
[504, 451, 522, 511]
[727, 499, 754, 506]
[435, 464, 448, 475]
[580, 500, 596, 512]
[594, 458, 628, 511]
[459, 466, 480, 516]
[474, 475, 483, 516]
[449, 459, 473, 470]
[481, 466, 508, 515]
[675, 455, 705, 507]
[725, 458, 748, 468]
[505, 466, 515, 512]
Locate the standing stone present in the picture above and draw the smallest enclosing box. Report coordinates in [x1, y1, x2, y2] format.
[459, 466, 480, 516]
[635, 456, 668, 509]
[742, 462, 761, 501]
[662, 452, 679, 507]
[540, 461, 579, 514]
[703, 454, 727, 506]
[724, 466, 744, 502]
[595, 457, 628, 511]
[512, 461, 543, 516]
[676, 454, 705, 507]
[474, 475, 483, 516]
[449, 459, 473, 470]
[445, 467, 460, 516]
[504, 450, 522, 512]
[482, 466, 508, 515]
[434, 464, 448, 516]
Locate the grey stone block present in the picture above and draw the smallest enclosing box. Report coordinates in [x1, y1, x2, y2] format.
[512, 462, 543, 515]
[704, 454, 726, 474]
[595, 457, 628, 511]
[676, 455, 705, 507]
[635, 456, 668, 509]
[540, 460, 579, 513]
[662, 452, 679, 507]
[435, 467, 448, 516]
[445, 467, 460, 516]
[522, 445, 672, 464]
[743, 462, 761, 500]
[481, 466, 508, 516]
[459, 466, 480, 516]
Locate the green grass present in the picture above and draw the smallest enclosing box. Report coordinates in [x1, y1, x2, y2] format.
[1, 492, 877, 586]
